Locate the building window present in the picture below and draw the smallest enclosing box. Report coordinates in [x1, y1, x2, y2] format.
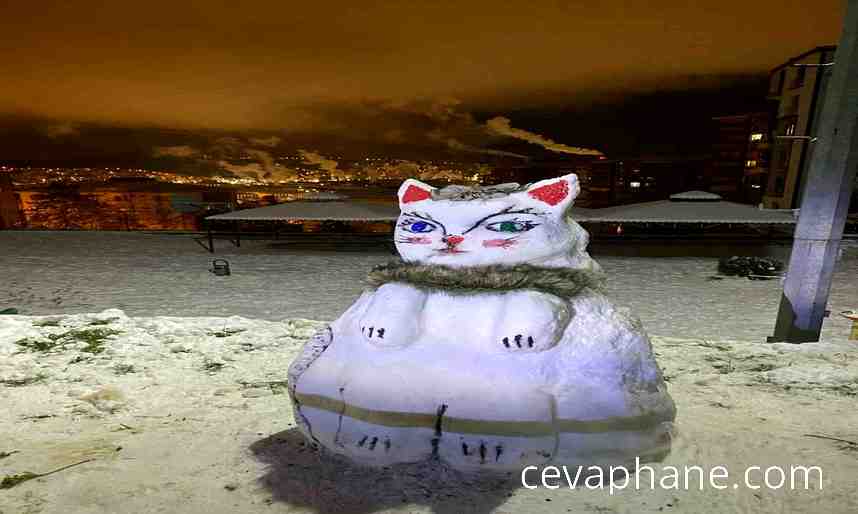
[792, 65, 806, 88]
[775, 177, 785, 194]
[771, 140, 793, 174]
[746, 160, 758, 168]
[750, 133, 763, 141]
[783, 95, 800, 117]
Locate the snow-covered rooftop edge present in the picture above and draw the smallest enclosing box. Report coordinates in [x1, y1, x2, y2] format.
[206, 193, 797, 224]
[206, 201, 400, 221]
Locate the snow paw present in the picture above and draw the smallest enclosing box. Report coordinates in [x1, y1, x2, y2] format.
[354, 434, 393, 453]
[459, 439, 506, 464]
[358, 283, 425, 348]
[332, 416, 436, 464]
[444, 436, 553, 469]
[491, 291, 571, 353]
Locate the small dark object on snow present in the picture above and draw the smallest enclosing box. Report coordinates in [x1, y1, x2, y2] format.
[210, 259, 231, 276]
[718, 256, 784, 279]
[0, 308, 18, 315]
[0, 459, 93, 490]
[0, 450, 19, 460]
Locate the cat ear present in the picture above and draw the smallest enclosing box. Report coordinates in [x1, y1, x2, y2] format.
[524, 173, 580, 209]
[398, 178, 435, 205]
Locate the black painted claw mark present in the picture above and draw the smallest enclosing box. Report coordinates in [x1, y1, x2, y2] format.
[357, 436, 368, 447]
[384, 438, 391, 451]
[462, 442, 469, 455]
[479, 442, 487, 463]
[431, 404, 447, 458]
[363, 326, 387, 340]
[369, 437, 378, 450]
[495, 445, 503, 462]
[502, 334, 537, 350]
[501, 334, 536, 349]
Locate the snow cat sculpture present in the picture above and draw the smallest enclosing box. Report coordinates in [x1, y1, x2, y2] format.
[288, 174, 676, 472]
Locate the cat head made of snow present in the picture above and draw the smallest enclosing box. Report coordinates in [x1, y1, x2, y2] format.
[394, 173, 594, 268]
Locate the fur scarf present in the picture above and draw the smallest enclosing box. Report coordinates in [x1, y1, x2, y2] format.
[365, 259, 605, 299]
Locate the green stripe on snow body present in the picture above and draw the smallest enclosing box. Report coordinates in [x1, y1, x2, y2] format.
[294, 392, 665, 437]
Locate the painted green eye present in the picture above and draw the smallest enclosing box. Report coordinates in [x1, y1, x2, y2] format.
[485, 220, 537, 233]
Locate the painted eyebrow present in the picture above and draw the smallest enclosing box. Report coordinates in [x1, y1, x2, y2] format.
[462, 207, 544, 234]
[400, 212, 447, 234]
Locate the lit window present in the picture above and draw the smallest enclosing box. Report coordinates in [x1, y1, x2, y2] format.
[629, 181, 641, 188]
[750, 133, 763, 141]
[746, 160, 758, 168]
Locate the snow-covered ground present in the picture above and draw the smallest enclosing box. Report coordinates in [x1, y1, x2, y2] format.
[2, 231, 857, 341]
[1, 310, 857, 513]
[2, 231, 858, 513]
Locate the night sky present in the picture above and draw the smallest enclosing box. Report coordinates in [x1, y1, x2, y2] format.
[0, 1, 845, 166]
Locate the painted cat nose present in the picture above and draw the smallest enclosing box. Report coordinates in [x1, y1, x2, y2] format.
[444, 235, 464, 246]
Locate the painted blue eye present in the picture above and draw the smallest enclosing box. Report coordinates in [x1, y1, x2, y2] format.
[402, 220, 436, 233]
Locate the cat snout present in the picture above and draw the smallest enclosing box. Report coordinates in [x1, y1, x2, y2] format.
[443, 235, 464, 246]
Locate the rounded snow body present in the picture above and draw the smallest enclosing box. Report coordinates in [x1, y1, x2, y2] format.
[288, 284, 676, 473]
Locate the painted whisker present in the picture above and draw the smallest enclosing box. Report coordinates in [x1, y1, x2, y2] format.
[397, 236, 433, 245]
[482, 237, 520, 248]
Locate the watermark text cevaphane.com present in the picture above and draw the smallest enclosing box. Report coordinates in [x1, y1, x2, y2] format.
[521, 458, 823, 495]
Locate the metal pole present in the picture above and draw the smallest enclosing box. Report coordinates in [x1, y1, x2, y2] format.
[770, 0, 858, 343]
[790, 50, 832, 208]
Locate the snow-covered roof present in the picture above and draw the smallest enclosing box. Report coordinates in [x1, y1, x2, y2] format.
[575, 199, 797, 224]
[206, 200, 400, 221]
[205, 194, 795, 224]
[669, 190, 722, 201]
[567, 207, 600, 220]
[297, 192, 347, 200]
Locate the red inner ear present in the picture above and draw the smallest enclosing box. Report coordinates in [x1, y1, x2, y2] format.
[401, 184, 432, 203]
[527, 180, 568, 206]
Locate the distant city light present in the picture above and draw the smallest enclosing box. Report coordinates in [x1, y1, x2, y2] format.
[750, 133, 764, 141]
[629, 181, 641, 188]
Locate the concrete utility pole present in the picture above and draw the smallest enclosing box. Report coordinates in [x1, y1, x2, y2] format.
[771, 0, 858, 343]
